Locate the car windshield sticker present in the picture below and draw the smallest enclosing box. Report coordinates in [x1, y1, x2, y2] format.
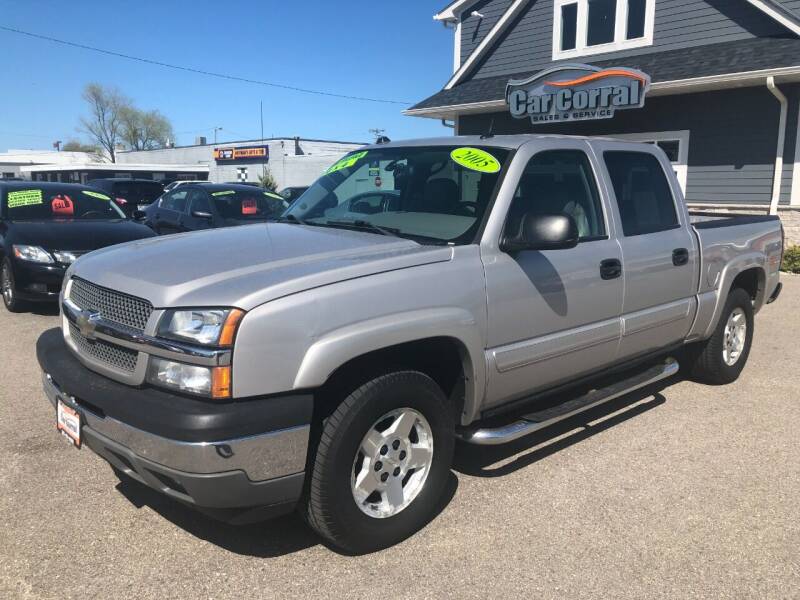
[326, 151, 368, 175]
[81, 190, 111, 200]
[241, 198, 258, 215]
[263, 191, 283, 200]
[450, 147, 502, 173]
[51, 195, 74, 215]
[212, 190, 236, 196]
[7, 189, 44, 208]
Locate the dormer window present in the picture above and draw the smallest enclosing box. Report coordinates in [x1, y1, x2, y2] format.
[553, 0, 655, 59]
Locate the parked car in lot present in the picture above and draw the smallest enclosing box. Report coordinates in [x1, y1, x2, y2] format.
[86, 178, 164, 217]
[162, 180, 207, 193]
[278, 186, 309, 202]
[36, 136, 782, 553]
[142, 183, 288, 234]
[0, 182, 156, 312]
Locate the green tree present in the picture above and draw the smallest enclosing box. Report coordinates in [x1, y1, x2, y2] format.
[120, 107, 174, 151]
[62, 139, 101, 156]
[258, 167, 278, 191]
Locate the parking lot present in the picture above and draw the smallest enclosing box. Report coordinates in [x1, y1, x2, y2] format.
[0, 277, 797, 599]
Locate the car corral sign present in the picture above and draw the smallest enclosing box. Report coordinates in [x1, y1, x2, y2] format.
[213, 145, 270, 163]
[506, 64, 650, 124]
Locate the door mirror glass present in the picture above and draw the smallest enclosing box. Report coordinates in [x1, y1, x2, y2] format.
[191, 210, 213, 220]
[502, 212, 579, 252]
[132, 209, 147, 221]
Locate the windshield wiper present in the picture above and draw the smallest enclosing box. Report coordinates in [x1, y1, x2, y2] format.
[323, 219, 401, 237]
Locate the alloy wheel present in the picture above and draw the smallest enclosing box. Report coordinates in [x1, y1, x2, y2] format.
[722, 307, 747, 366]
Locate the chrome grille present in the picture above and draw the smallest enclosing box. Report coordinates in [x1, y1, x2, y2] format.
[69, 323, 138, 372]
[69, 277, 152, 332]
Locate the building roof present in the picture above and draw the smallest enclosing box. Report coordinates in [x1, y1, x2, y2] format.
[407, 37, 800, 116]
[20, 163, 210, 174]
[117, 137, 364, 154]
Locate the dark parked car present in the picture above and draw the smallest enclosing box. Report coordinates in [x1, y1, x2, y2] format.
[86, 178, 164, 217]
[0, 182, 156, 312]
[278, 186, 309, 202]
[143, 183, 288, 235]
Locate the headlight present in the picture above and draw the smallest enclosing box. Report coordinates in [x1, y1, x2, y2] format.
[146, 357, 231, 398]
[158, 308, 244, 346]
[13, 245, 53, 264]
[52, 250, 79, 264]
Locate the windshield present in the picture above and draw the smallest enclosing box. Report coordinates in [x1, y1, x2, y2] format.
[212, 189, 288, 220]
[284, 145, 511, 245]
[2, 186, 125, 220]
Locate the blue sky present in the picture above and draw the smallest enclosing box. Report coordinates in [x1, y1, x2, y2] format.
[0, 0, 453, 151]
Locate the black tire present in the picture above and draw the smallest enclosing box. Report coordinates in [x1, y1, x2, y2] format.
[686, 287, 754, 385]
[303, 371, 455, 554]
[1, 259, 26, 313]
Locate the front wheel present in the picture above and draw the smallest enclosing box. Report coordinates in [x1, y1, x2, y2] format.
[1, 259, 25, 313]
[303, 371, 454, 553]
[686, 287, 754, 385]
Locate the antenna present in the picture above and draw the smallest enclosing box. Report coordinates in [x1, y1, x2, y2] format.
[480, 118, 495, 140]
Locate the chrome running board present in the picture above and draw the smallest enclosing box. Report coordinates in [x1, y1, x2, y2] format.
[457, 358, 679, 445]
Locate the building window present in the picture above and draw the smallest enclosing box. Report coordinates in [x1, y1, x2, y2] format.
[553, 0, 655, 59]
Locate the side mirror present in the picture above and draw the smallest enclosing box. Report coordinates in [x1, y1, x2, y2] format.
[502, 212, 579, 252]
[192, 210, 213, 220]
[132, 210, 147, 221]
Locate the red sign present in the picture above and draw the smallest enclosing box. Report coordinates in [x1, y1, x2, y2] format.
[51, 195, 74, 216]
[241, 198, 257, 215]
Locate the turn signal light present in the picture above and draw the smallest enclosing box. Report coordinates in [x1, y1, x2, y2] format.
[211, 366, 232, 399]
[219, 309, 245, 346]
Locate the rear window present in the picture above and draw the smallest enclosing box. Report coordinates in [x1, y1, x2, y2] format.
[1, 186, 125, 220]
[212, 190, 288, 220]
[603, 151, 679, 236]
[112, 182, 164, 204]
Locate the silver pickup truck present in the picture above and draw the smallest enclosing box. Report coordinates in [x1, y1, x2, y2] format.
[37, 135, 783, 553]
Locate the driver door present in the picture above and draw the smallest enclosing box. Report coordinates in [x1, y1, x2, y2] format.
[481, 140, 624, 410]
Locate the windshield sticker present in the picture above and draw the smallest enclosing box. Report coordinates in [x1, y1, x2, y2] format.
[263, 191, 283, 200]
[241, 198, 258, 215]
[52, 195, 74, 216]
[81, 190, 111, 200]
[450, 147, 501, 173]
[7, 189, 43, 208]
[212, 190, 236, 196]
[326, 151, 368, 175]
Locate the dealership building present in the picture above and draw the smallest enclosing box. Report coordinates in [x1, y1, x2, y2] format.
[116, 137, 364, 187]
[408, 0, 800, 242]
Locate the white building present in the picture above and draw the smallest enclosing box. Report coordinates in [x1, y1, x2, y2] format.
[0, 149, 99, 180]
[116, 137, 364, 188]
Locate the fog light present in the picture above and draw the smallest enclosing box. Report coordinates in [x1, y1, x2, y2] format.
[26, 283, 47, 293]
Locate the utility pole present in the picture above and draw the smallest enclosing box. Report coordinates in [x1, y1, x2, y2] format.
[213, 126, 223, 144]
[369, 128, 385, 143]
[53, 140, 62, 152]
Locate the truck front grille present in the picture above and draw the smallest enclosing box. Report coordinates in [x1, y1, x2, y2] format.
[68, 323, 138, 372]
[69, 277, 153, 332]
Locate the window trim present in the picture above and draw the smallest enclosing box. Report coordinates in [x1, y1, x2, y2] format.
[552, 0, 655, 60]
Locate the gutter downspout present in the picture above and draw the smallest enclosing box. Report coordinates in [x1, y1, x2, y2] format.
[766, 76, 787, 215]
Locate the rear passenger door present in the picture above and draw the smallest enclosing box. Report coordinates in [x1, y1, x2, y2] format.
[594, 143, 698, 359]
[183, 188, 215, 231]
[155, 189, 189, 235]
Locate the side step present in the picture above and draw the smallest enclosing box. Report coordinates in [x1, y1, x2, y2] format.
[457, 358, 679, 445]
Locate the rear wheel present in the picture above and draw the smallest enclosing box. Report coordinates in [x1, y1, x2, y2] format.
[1, 259, 25, 313]
[303, 371, 454, 553]
[686, 287, 754, 384]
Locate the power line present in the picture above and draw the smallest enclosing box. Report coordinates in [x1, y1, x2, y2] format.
[0, 25, 412, 106]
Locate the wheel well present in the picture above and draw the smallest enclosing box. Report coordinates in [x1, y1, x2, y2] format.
[731, 268, 764, 302]
[316, 337, 468, 422]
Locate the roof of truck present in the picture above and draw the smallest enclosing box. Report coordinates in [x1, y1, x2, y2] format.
[361, 134, 631, 151]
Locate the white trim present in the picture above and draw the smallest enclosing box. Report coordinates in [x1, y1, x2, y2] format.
[552, 0, 655, 61]
[454, 20, 462, 72]
[792, 100, 800, 206]
[435, 0, 480, 21]
[20, 163, 210, 174]
[607, 130, 690, 192]
[404, 65, 800, 119]
[745, 0, 800, 36]
[766, 77, 788, 215]
[444, 0, 530, 90]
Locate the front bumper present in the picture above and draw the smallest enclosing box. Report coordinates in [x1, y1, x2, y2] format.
[12, 260, 66, 301]
[37, 328, 312, 523]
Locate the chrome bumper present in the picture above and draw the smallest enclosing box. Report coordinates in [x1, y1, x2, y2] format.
[42, 372, 309, 482]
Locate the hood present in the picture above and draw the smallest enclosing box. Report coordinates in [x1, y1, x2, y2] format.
[71, 223, 453, 309]
[9, 219, 156, 251]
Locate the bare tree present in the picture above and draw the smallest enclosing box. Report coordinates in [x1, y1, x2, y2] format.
[79, 83, 129, 162]
[120, 108, 174, 151]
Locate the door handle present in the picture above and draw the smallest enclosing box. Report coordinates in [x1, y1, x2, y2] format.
[600, 258, 622, 280]
[672, 248, 689, 266]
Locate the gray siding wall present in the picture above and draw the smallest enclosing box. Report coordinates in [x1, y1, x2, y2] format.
[460, 0, 787, 80]
[457, 85, 799, 205]
[778, 0, 800, 15]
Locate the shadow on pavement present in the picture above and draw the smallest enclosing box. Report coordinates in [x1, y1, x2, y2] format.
[453, 380, 674, 478]
[113, 468, 459, 557]
[27, 303, 60, 317]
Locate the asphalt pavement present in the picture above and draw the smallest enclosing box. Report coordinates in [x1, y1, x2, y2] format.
[1, 278, 798, 599]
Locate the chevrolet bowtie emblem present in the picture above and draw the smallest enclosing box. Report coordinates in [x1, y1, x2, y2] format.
[76, 310, 101, 340]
